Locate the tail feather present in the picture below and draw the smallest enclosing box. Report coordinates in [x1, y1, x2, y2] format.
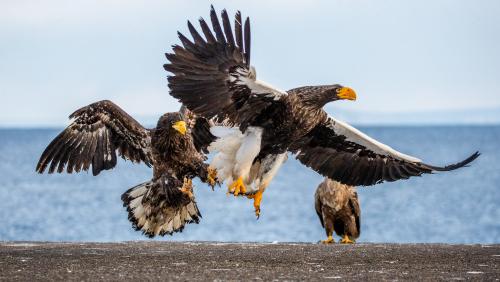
[121, 178, 201, 238]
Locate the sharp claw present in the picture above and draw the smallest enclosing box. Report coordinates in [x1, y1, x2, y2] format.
[207, 166, 218, 189]
[247, 190, 263, 219]
[180, 177, 194, 199]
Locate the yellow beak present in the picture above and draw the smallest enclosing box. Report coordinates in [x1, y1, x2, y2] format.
[337, 87, 357, 101]
[172, 120, 187, 135]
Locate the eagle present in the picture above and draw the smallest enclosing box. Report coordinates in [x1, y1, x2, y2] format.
[36, 100, 218, 237]
[164, 6, 479, 217]
[315, 177, 360, 244]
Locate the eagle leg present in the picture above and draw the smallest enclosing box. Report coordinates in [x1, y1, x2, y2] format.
[227, 176, 247, 196]
[320, 235, 335, 244]
[247, 189, 264, 219]
[207, 166, 218, 190]
[340, 234, 355, 244]
[180, 177, 194, 199]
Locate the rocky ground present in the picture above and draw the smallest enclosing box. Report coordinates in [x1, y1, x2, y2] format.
[0, 242, 498, 281]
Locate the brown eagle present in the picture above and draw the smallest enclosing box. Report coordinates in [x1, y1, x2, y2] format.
[36, 100, 217, 237]
[315, 178, 360, 244]
[164, 6, 479, 217]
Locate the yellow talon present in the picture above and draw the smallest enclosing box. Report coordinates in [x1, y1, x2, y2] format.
[340, 234, 355, 244]
[321, 235, 334, 244]
[180, 177, 193, 199]
[227, 176, 246, 196]
[207, 166, 218, 189]
[247, 190, 263, 219]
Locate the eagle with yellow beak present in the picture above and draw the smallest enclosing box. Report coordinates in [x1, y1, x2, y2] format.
[36, 100, 218, 237]
[164, 6, 479, 217]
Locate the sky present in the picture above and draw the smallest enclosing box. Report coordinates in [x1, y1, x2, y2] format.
[1, 0, 499, 126]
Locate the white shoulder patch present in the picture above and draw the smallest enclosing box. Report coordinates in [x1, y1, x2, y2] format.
[231, 67, 287, 100]
[327, 116, 422, 163]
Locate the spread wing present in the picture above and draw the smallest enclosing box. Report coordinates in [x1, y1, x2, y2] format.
[164, 6, 286, 129]
[180, 106, 217, 154]
[290, 116, 480, 186]
[36, 100, 152, 176]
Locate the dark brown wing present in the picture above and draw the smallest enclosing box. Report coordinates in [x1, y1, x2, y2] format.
[36, 100, 152, 176]
[164, 6, 286, 129]
[314, 186, 325, 228]
[180, 106, 217, 154]
[348, 191, 361, 235]
[290, 116, 479, 186]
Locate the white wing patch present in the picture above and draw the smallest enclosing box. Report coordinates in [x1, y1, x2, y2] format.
[327, 116, 422, 163]
[230, 67, 287, 100]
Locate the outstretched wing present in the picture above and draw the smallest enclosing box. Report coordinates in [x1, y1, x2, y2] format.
[290, 116, 480, 186]
[36, 100, 152, 176]
[164, 6, 286, 129]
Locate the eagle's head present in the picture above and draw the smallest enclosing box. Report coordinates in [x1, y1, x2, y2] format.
[290, 84, 357, 108]
[157, 112, 187, 136]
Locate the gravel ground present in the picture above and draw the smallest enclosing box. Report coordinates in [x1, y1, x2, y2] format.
[0, 242, 498, 281]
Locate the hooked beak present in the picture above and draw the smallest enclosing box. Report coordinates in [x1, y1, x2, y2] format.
[172, 120, 187, 135]
[337, 87, 357, 101]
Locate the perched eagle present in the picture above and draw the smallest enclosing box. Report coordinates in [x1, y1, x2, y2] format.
[315, 178, 360, 244]
[36, 100, 217, 237]
[164, 7, 479, 217]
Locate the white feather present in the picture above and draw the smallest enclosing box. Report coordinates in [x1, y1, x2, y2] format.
[328, 116, 422, 163]
[208, 127, 244, 183]
[234, 127, 263, 180]
[128, 184, 147, 198]
[230, 67, 287, 99]
[254, 153, 288, 190]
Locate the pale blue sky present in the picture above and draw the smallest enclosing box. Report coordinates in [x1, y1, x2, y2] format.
[1, 0, 499, 126]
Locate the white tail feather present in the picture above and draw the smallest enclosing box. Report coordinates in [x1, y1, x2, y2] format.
[121, 181, 201, 237]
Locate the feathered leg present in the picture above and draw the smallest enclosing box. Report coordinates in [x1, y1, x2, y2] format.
[228, 127, 263, 196]
[321, 215, 335, 244]
[247, 153, 287, 218]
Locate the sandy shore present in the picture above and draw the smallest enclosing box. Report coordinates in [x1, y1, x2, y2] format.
[0, 242, 498, 281]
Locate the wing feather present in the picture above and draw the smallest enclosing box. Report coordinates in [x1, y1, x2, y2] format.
[165, 7, 286, 128]
[221, 9, 235, 46]
[198, 18, 216, 44]
[36, 100, 152, 176]
[234, 11, 243, 51]
[66, 131, 86, 173]
[210, 6, 226, 43]
[49, 133, 77, 174]
[187, 21, 206, 46]
[243, 16, 251, 66]
[290, 117, 479, 186]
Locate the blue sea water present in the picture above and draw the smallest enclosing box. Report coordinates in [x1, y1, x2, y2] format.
[0, 126, 498, 243]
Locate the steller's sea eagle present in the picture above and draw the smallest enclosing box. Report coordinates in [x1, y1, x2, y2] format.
[315, 178, 360, 244]
[164, 6, 480, 217]
[36, 100, 218, 237]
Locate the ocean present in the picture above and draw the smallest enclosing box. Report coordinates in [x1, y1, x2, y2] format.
[0, 126, 498, 243]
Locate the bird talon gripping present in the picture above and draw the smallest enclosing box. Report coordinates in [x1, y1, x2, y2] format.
[228, 176, 246, 196]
